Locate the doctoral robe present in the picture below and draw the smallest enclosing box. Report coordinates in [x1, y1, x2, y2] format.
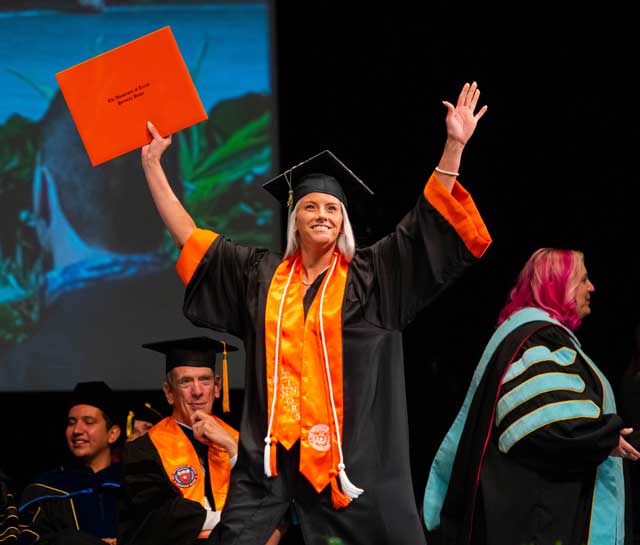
[19, 462, 121, 545]
[424, 307, 630, 545]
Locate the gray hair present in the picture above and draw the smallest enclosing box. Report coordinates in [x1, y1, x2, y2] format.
[284, 201, 355, 261]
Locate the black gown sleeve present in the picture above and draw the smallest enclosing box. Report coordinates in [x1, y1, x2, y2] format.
[495, 325, 622, 475]
[48, 529, 108, 545]
[117, 435, 206, 545]
[19, 485, 104, 545]
[356, 191, 479, 331]
[183, 236, 271, 338]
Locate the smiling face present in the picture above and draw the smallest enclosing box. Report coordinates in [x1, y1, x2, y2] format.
[163, 366, 219, 425]
[66, 404, 120, 469]
[294, 192, 343, 250]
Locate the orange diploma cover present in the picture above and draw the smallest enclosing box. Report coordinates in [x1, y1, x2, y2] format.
[55, 26, 208, 166]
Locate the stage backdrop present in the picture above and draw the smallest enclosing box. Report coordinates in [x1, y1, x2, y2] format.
[0, 0, 278, 391]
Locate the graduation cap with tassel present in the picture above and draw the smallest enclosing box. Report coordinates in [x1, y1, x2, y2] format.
[126, 401, 164, 438]
[141, 336, 238, 413]
[262, 149, 374, 212]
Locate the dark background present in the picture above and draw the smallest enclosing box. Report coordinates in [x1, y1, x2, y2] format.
[3, 3, 639, 509]
[273, 4, 639, 503]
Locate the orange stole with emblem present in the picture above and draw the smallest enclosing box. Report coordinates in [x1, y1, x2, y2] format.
[264, 252, 349, 496]
[148, 416, 238, 511]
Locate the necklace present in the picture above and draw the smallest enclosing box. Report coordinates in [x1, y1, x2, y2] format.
[301, 265, 330, 287]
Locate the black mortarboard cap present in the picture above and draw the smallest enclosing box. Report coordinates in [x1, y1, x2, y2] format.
[262, 150, 373, 211]
[68, 381, 119, 423]
[130, 401, 164, 425]
[142, 336, 239, 412]
[141, 336, 238, 373]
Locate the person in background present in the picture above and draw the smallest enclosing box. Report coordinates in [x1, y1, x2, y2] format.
[619, 322, 640, 545]
[118, 336, 242, 545]
[0, 466, 37, 544]
[138, 81, 491, 545]
[125, 401, 164, 442]
[424, 248, 639, 545]
[19, 381, 123, 545]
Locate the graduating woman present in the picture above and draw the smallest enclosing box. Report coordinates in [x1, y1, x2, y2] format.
[140, 82, 491, 545]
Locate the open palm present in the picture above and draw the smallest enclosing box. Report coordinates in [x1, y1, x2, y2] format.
[443, 81, 487, 145]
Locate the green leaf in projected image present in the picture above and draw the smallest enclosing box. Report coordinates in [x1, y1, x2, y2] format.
[0, 114, 43, 343]
[189, 112, 270, 180]
[0, 114, 38, 193]
[0, 241, 43, 344]
[178, 94, 273, 247]
[0, 303, 25, 343]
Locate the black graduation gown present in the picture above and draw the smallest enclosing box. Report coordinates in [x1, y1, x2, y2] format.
[618, 371, 640, 545]
[18, 462, 121, 545]
[117, 431, 207, 545]
[181, 185, 487, 545]
[424, 312, 629, 545]
[0, 469, 37, 545]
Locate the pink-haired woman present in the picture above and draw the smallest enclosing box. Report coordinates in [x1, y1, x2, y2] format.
[424, 248, 638, 545]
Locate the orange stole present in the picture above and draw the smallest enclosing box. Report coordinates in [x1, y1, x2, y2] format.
[264, 253, 349, 494]
[148, 417, 237, 511]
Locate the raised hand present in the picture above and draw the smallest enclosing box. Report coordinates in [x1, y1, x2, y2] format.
[141, 120, 172, 165]
[442, 81, 488, 146]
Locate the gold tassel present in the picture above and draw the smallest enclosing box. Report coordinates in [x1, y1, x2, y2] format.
[144, 402, 163, 420]
[222, 341, 230, 413]
[285, 169, 293, 209]
[126, 410, 134, 438]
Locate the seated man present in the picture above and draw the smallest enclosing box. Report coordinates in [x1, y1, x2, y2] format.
[125, 401, 164, 442]
[118, 337, 239, 545]
[19, 381, 123, 545]
[1, 466, 37, 544]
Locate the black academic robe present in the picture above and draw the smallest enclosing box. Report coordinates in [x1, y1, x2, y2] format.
[118, 420, 235, 545]
[18, 462, 121, 545]
[118, 431, 205, 545]
[180, 177, 490, 545]
[424, 309, 630, 545]
[0, 470, 37, 545]
[619, 371, 640, 545]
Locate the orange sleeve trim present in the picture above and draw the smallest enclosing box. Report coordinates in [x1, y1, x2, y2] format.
[175, 228, 219, 286]
[423, 173, 492, 258]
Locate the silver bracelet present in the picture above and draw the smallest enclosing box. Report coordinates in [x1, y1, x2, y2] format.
[435, 166, 459, 177]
